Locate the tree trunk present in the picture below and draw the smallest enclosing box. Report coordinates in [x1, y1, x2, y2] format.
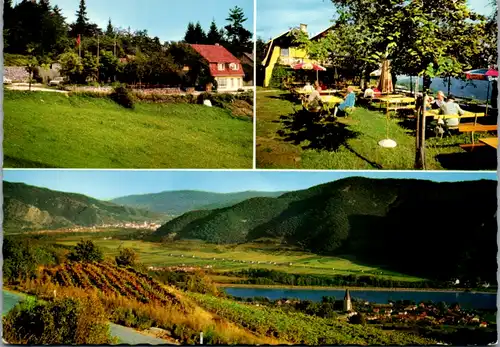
[491, 79, 498, 109]
[414, 74, 430, 170]
[29, 71, 32, 92]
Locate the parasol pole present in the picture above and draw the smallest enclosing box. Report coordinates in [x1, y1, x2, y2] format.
[485, 77, 490, 116]
[317, 69, 319, 83]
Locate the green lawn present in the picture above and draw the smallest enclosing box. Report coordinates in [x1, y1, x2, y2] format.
[4, 91, 253, 168]
[54, 237, 424, 282]
[256, 89, 497, 170]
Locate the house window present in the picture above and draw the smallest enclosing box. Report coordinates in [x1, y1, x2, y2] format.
[281, 48, 289, 57]
[229, 63, 239, 70]
[218, 78, 227, 88]
[218, 63, 225, 71]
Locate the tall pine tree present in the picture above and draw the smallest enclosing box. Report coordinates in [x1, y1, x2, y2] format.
[225, 6, 252, 56]
[184, 21, 206, 44]
[73, 0, 89, 37]
[206, 19, 224, 44]
[106, 18, 114, 36]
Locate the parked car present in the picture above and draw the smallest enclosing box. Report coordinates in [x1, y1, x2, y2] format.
[3, 76, 12, 84]
[48, 77, 64, 86]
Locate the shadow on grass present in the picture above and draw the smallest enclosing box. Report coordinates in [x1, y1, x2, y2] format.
[435, 149, 497, 170]
[277, 109, 359, 151]
[267, 94, 300, 103]
[276, 109, 384, 169]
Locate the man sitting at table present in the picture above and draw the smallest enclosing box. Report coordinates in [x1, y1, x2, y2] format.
[435, 96, 464, 136]
[303, 82, 323, 111]
[333, 86, 356, 117]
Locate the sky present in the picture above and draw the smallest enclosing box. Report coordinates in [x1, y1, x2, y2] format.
[3, 170, 496, 200]
[14, 0, 254, 43]
[256, 0, 496, 41]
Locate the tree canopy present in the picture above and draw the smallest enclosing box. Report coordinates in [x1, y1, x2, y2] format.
[295, 0, 495, 90]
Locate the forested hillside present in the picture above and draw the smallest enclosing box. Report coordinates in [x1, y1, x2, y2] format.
[154, 177, 498, 282]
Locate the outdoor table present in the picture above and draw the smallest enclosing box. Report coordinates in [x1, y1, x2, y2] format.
[377, 97, 416, 113]
[320, 95, 343, 108]
[479, 137, 498, 149]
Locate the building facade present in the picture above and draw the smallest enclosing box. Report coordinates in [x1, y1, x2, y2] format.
[191, 44, 245, 91]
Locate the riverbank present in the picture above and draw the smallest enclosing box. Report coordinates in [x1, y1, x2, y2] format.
[217, 283, 496, 294]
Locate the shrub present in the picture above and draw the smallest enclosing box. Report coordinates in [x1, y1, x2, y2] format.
[110, 84, 134, 109]
[115, 247, 138, 267]
[68, 239, 104, 262]
[3, 296, 113, 345]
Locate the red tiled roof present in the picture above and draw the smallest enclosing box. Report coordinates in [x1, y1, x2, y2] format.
[191, 44, 241, 63]
[190, 44, 244, 77]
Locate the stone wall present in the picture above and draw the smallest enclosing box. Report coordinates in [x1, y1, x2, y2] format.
[4, 65, 61, 83]
[4, 66, 29, 82]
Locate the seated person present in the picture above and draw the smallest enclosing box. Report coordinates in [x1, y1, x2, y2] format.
[439, 96, 464, 128]
[432, 91, 445, 109]
[333, 86, 356, 117]
[302, 82, 314, 92]
[364, 87, 374, 98]
[319, 81, 327, 90]
[304, 82, 323, 111]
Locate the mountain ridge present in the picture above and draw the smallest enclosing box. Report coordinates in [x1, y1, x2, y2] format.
[153, 177, 498, 282]
[3, 181, 163, 232]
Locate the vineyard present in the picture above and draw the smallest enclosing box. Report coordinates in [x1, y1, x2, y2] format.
[42, 262, 183, 308]
[188, 293, 441, 345]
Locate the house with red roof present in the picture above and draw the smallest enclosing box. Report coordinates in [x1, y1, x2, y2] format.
[190, 44, 245, 91]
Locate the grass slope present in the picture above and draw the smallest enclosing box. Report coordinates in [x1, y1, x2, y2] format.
[4, 91, 252, 168]
[256, 89, 497, 170]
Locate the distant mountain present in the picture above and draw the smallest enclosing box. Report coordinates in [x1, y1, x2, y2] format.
[154, 177, 498, 282]
[110, 190, 287, 215]
[3, 182, 162, 232]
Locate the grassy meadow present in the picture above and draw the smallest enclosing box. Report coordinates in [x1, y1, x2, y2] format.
[256, 88, 497, 170]
[4, 91, 253, 168]
[53, 236, 425, 283]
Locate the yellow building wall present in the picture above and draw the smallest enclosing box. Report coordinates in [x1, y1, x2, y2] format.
[263, 45, 315, 87]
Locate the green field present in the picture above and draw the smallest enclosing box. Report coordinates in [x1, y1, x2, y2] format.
[256, 89, 497, 170]
[54, 236, 424, 282]
[4, 91, 252, 168]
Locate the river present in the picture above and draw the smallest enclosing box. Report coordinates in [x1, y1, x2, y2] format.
[223, 287, 497, 310]
[396, 75, 495, 102]
[2, 290, 173, 345]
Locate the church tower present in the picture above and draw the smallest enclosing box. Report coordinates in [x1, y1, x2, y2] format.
[343, 289, 352, 311]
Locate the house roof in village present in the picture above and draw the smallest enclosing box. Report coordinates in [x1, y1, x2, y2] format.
[191, 44, 241, 64]
[190, 44, 244, 77]
[243, 52, 254, 62]
[310, 24, 335, 41]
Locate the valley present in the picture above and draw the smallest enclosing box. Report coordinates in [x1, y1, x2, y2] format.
[3, 176, 497, 345]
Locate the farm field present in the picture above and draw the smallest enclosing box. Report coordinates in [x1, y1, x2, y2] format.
[54, 237, 425, 282]
[4, 91, 253, 168]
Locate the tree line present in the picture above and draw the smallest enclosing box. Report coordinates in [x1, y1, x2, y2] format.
[3, 0, 252, 88]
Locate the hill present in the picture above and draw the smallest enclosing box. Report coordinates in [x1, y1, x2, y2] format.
[3, 181, 162, 232]
[4, 91, 252, 168]
[154, 177, 498, 282]
[110, 190, 287, 215]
